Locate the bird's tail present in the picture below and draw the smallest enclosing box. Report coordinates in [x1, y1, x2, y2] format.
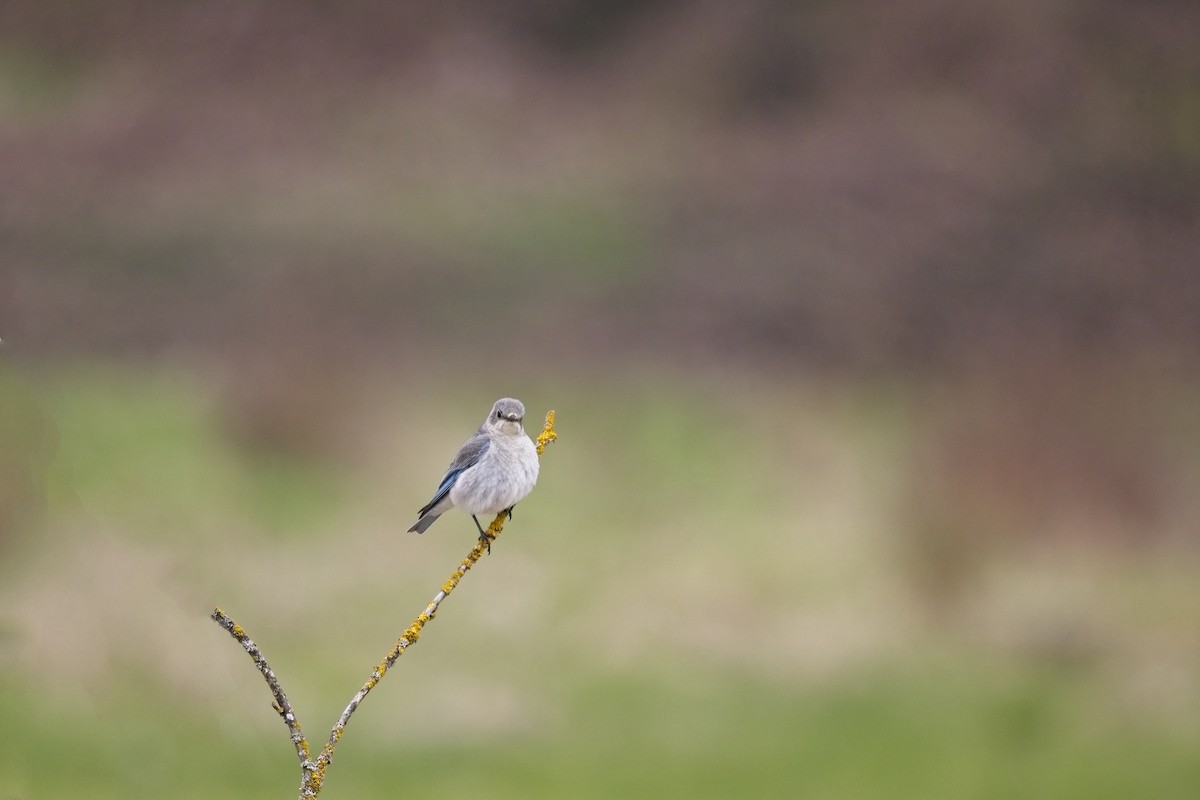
[407, 512, 441, 534]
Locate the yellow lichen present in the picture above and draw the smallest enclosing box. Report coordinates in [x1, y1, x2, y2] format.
[535, 409, 557, 455]
[306, 764, 325, 794]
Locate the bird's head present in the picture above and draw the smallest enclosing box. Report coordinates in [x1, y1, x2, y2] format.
[486, 397, 526, 435]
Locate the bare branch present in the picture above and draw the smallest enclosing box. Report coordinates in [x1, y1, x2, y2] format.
[211, 409, 558, 798]
[209, 608, 317, 795]
[308, 409, 558, 792]
[309, 512, 501, 789]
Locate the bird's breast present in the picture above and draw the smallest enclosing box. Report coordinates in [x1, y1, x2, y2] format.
[449, 434, 539, 515]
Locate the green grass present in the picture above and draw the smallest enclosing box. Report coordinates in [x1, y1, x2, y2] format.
[3, 662, 1198, 800]
[2, 362, 1199, 798]
[33, 365, 346, 540]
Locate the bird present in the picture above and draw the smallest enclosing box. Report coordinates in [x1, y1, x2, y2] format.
[408, 397, 539, 547]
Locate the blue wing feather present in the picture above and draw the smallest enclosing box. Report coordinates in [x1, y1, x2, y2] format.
[417, 434, 489, 516]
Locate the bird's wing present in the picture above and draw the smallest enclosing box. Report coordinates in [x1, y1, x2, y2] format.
[417, 433, 490, 516]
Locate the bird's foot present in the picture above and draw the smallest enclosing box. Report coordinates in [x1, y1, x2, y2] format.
[471, 515, 492, 554]
[504, 505, 514, 521]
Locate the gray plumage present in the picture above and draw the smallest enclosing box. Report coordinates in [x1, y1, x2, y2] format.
[408, 397, 540, 538]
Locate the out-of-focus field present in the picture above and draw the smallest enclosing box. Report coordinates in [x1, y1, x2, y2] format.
[3, 0, 1200, 796]
[2, 364, 1199, 799]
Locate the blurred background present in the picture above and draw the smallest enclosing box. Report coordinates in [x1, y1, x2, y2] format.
[2, 1, 1200, 797]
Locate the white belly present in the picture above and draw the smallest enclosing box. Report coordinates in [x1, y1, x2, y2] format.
[449, 435, 539, 515]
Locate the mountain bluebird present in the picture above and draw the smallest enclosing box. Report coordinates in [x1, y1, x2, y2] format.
[408, 397, 540, 545]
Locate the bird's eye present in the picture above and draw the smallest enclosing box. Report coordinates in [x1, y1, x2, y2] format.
[496, 411, 503, 419]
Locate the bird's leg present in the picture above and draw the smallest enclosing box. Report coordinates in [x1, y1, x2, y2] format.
[504, 505, 514, 521]
[472, 514, 492, 554]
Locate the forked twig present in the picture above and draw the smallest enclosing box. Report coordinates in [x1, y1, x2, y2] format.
[211, 410, 557, 799]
